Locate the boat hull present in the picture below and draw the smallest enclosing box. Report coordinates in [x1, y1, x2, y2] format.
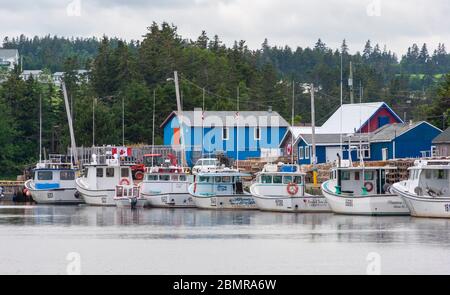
[25, 180, 83, 205]
[392, 183, 450, 218]
[252, 194, 331, 213]
[192, 194, 257, 210]
[141, 192, 195, 208]
[75, 179, 115, 206]
[114, 198, 146, 209]
[321, 181, 410, 216]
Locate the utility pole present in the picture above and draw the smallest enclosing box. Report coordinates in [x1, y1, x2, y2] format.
[311, 84, 318, 187]
[173, 71, 187, 167]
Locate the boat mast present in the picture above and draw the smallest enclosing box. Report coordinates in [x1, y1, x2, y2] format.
[39, 92, 42, 163]
[61, 81, 78, 167]
[173, 71, 187, 167]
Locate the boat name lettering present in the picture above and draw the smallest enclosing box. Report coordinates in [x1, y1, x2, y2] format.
[345, 199, 353, 207]
[445, 204, 450, 212]
[275, 199, 283, 207]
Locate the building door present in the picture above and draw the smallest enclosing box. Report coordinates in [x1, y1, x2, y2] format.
[382, 148, 388, 161]
[326, 147, 341, 163]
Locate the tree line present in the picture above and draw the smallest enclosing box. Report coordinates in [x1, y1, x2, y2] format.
[0, 22, 449, 178]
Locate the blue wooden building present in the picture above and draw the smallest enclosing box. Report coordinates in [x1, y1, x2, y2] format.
[161, 108, 289, 166]
[292, 121, 441, 165]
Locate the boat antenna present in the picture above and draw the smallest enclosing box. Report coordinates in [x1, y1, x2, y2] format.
[339, 50, 343, 165]
[202, 87, 205, 158]
[122, 94, 125, 147]
[39, 92, 42, 163]
[92, 97, 96, 147]
[152, 89, 156, 167]
[291, 80, 295, 165]
[236, 85, 240, 171]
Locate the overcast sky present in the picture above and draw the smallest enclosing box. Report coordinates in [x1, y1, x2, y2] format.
[0, 0, 449, 56]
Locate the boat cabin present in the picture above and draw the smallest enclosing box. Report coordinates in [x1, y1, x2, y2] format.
[83, 164, 133, 190]
[331, 166, 396, 195]
[33, 168, 76, 190]
[405, 160, 450, 197]
[194, 171, 249, 196]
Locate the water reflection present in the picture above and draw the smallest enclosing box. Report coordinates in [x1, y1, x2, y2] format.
[1, 203, 450, 246]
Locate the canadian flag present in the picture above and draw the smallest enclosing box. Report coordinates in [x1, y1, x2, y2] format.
[286, 144, 292, 155]
[112, 147, 132, 157]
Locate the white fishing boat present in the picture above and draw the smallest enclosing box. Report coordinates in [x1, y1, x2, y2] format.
[24, 155, 83, 205]
[114, 184, 145, 209]
[321, 162, 409, 215]
[188, 169, 257, 210]
[140, 154, 194, 208]
[250, 163, 330, 212]
[391, 159, 450, 218]
[75, 154, 134, 206]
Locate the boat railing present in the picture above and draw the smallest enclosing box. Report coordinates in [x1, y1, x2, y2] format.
[115, 185, 140, 198]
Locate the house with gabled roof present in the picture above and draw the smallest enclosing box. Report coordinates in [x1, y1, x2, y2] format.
[161, 108, 290, 166]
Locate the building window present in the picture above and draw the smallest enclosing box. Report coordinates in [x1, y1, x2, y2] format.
[431, 146, 437, 157]
[305, 146, 310, 159]
[299, 147, 304, 159]
[254, 127, 261, 140]
[222, 128, 229, 140]
[357, 144, 371, 160]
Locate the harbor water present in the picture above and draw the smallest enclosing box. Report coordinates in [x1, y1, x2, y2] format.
[1, 202, 450, 275]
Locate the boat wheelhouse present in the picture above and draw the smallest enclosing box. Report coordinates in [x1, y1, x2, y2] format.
[140, 165, 194, 208]
[321, 165, 409, 215]
[391, 160, 450, 218]
[25, 155, 82, 205]
[75, 155, 134, 206]
[250, 163, 330, 212]
[114, 184, 145, 209]
[188, 170, 256, 210]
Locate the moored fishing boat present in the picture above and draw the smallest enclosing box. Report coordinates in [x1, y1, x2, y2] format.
[75, 154, 134, 206]
[250, 163, 330, 212]
[188, 169, 257, 210]
[114, 184, 145, 209]
[391, 159, 450, 218]
[24, 155, 82, 205]
[321, 162, 409, 216]
[139, 154, 195, 208]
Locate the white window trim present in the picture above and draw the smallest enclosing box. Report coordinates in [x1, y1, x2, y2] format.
[222, 127, 229, 141]
[304, 146, 310, 159]
[299, 147, 304, 159]
[254, 127, 261, 141]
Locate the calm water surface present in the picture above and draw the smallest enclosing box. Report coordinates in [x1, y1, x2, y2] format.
[0, 202, 449, 274]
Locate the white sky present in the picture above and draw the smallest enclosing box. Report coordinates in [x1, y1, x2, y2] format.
[0, 0, 449, 56]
